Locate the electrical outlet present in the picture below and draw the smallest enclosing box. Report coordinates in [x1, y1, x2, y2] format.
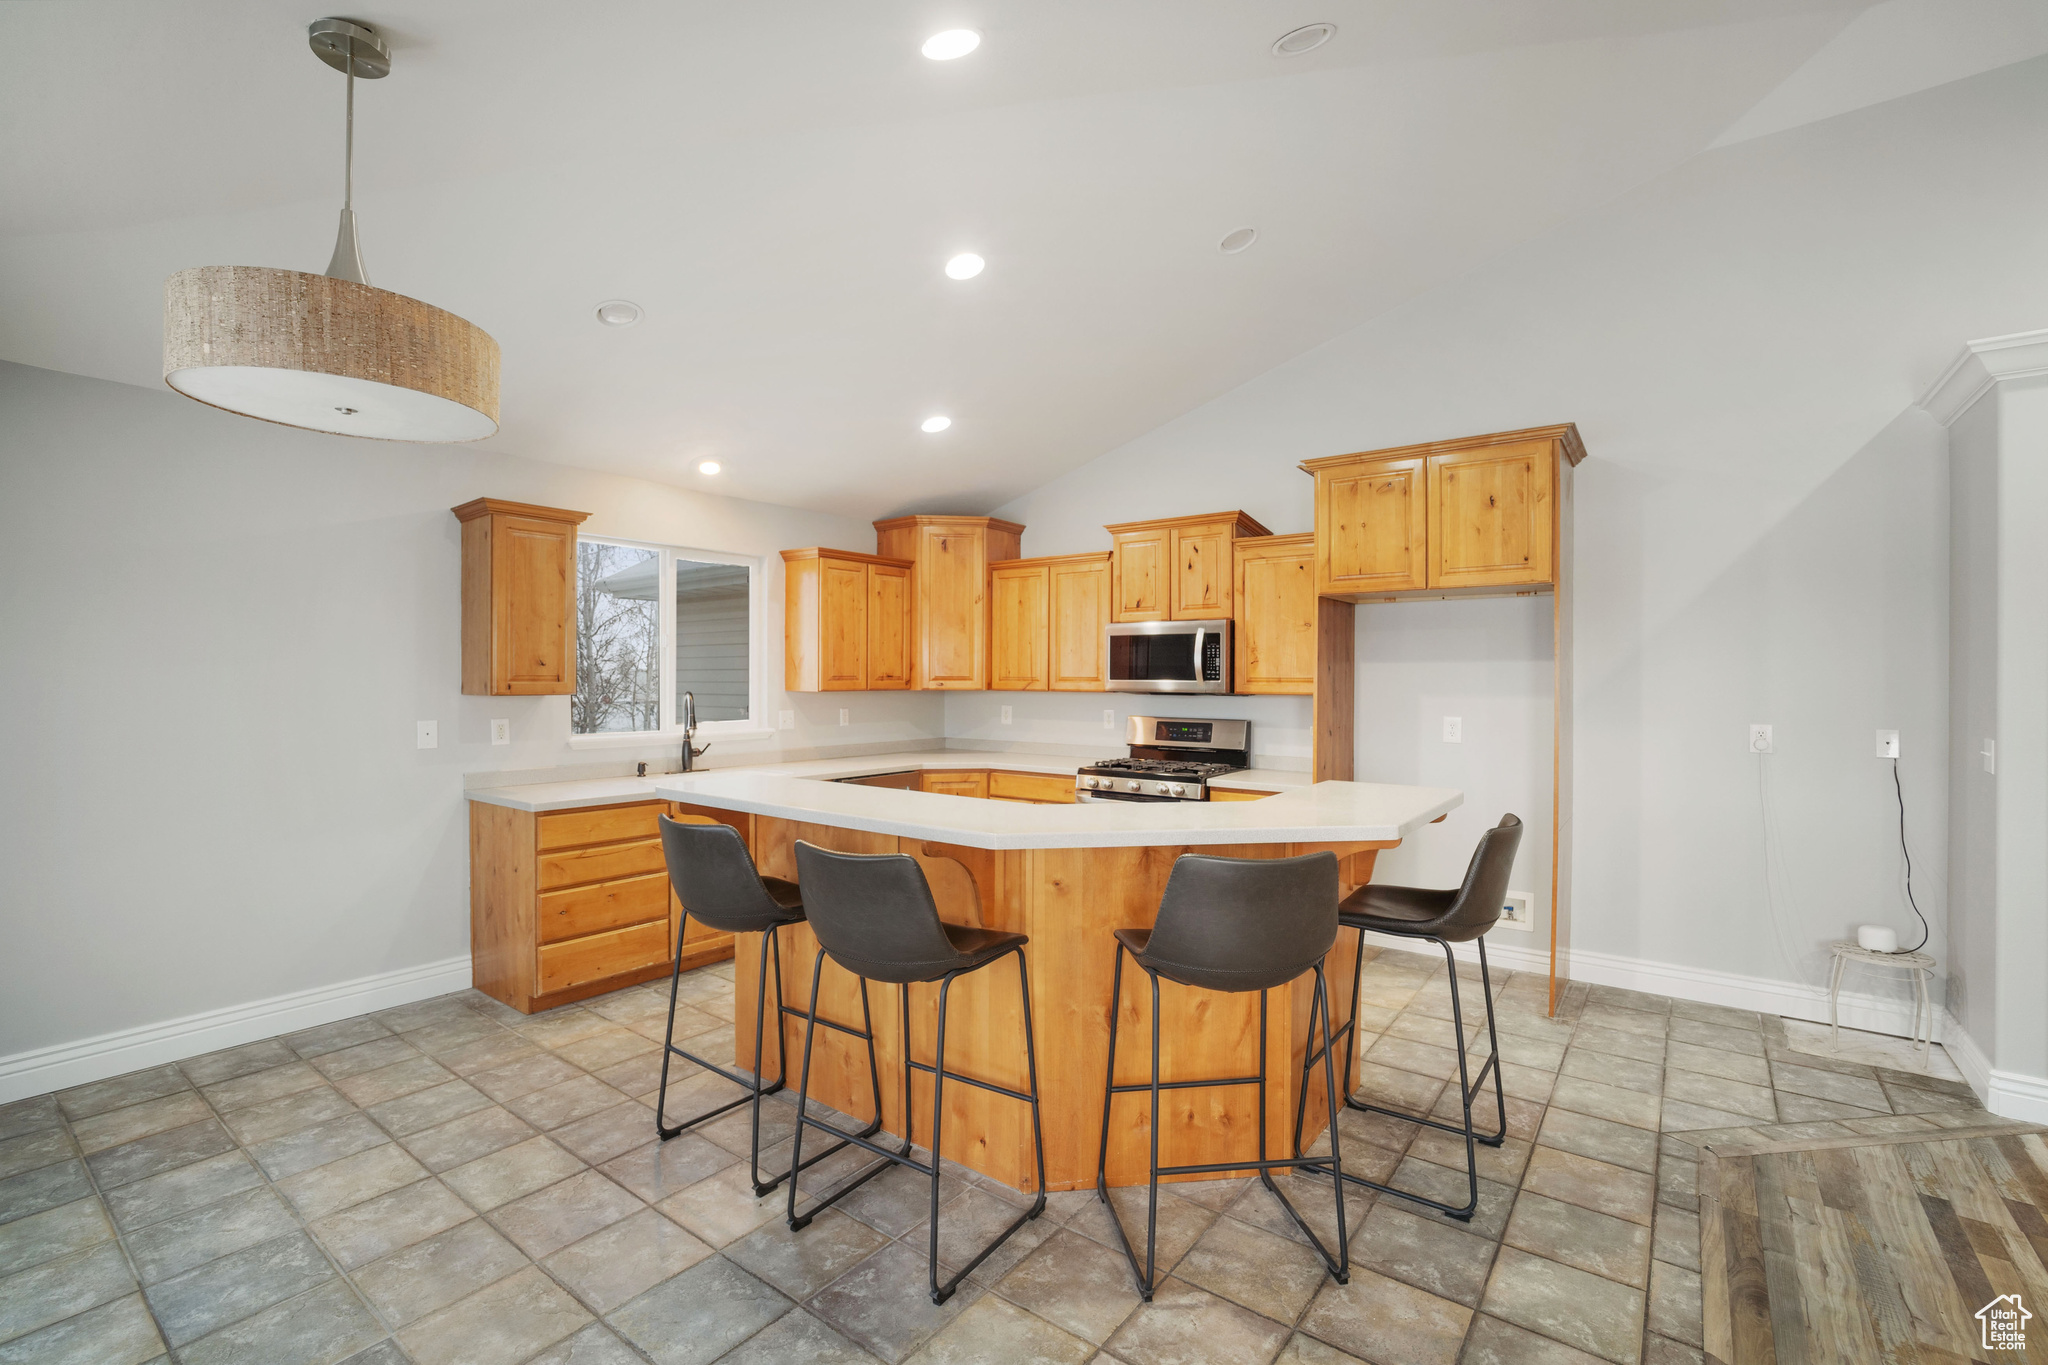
[837, 708, 849, 726]
[490, 719, 510, 746]
[1875, 729, 1899, 759]
[1749, 723, 1773, 754]
[1984, 739, 1997, 774]
[778, 710, 795, 730]
[1103, 709, 1115, 730]
[1498, 891, 1534, 932]
[416, 720, 437, 750]
[1000, 705, 1013, 725]
[1442, 716, 1462, 743]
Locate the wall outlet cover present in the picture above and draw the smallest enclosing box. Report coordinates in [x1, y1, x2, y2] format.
[1875, 729, 1899, 759]
[1498, 891, 1534, 932]
[489, 719, 510, 746]
[837, 708, 850, 727]
[1103, 709, 1115, 729]
[1442, 716, 1462, 743]
[1001, 705, 1013, 725]
[416, 720, 437, 750]
[778, 710, 795, 730]
[1749, 723, 1773, 754]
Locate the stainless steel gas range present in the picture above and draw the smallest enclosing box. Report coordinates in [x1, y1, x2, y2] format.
[1077, 716, 1250, 803]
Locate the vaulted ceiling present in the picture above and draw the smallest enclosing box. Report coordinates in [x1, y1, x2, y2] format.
[5, 1, 2043, 517]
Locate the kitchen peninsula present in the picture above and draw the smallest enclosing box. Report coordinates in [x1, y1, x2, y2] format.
[645, 768, 1459, 1192]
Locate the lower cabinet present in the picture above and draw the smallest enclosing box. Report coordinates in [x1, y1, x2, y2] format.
[919, 770, 989, 800]
[987, 770, 1077, 803]
[470, 798, 737, 1014]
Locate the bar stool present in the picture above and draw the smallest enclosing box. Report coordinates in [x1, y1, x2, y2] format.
[1295, 813, 1522, 1222]
[654, 816, 880, 1195]
[1097, 851, 1351, 1299]
[784, 840, 1047, 1306]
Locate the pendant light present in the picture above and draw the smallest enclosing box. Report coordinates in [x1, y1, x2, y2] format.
[162, 19, 500, 442]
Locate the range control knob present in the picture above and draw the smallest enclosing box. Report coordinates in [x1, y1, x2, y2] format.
[1082, 776, 1099, 789]
[1168, 784, 1186, 797]
[1153, 782, 1171, 795]
[1122, 780, 1140, 792]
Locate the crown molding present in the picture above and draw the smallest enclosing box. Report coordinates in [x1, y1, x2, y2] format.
[1918, 328, 2048, 427]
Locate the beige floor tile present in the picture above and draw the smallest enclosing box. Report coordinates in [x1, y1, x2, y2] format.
[397, 1265, 591, 1365]
[71, 1093, 215, 1155]
[275, 1142, 428, 1220]
[908, 1292, 1094, 1365]
[1348, 1200, 1497, 1306]
[656, 1162, 791, 1248]
[1505, 1190, 1652, 1288]
[1172, 1214, 1330, 1323]
[542, 1207, 713, 1314]
[1299, 1265, 1472, 1365]
[994, 1228, 1145, 1346]
[1106, 1277, 1293, 1365]
[442, 1136, 585, 1212]
[401, 1106, 538, 1174]
[1460, 1313, 1612, 1365]
[1548, 1077, 1661, 1132]
[608, 1255, 794, 1365]
[0, 1289, 164, 1365]
[352, 1217, 528, 1327]
[490, 1169, 642, 1259]
[1481, 1246, 1645, 1365]
[1521, 1148, 1656, 1226]
[311, 1177, 475, 1269]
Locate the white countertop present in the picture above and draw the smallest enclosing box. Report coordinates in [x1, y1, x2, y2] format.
[466, 749, 1310, 813]
[651, 770, 1460, 850]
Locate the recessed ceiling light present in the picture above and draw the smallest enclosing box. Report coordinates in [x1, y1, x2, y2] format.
[945, 253, 985, 280]
[698, 460, 720, 475]
[921, 415, 952, 433]
[1219, 227, 1258, 254]
[921, 29, 980, 60]
[1272, 23, 1336, 57]
[595, 300, 643, 327]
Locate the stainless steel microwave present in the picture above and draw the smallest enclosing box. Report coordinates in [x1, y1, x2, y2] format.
[1104, 619, 1231, 694]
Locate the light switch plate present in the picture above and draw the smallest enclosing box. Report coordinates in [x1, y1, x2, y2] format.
[778, 710, 795, 730]
[489, 719, 510, 746]
[1442, 716, 1462, 743]
[416, 720, 437, 750]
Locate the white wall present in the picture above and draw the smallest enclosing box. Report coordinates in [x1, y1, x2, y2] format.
[0, 361, 943, 1072]
[986, 55, 2048, 1016]
[1947, 393, 1998, 1050]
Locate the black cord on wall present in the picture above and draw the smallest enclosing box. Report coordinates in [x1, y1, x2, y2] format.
[1892, 757, 1930, 954]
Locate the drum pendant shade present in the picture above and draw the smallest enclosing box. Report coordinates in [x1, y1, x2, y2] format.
[162, 20, 500, 444]
[164, 266, 499, 442]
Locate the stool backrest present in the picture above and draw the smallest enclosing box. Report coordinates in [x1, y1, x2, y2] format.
[793, 840, 963, 984]
[1141, 851, 1340, 992]
[1438, 814, 1523, 942]
[660, 816, 796, 935]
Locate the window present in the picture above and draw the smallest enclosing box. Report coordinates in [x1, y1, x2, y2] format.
[572, 537, 761, 739]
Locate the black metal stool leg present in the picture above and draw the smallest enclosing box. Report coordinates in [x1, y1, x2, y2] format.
[657, 918, 798, 1192]
[785, 950, 897, 1229]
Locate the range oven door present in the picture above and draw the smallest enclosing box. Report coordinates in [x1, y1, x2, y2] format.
[1104, 619, 1231, 694]
[1077, 789, 1203, 804]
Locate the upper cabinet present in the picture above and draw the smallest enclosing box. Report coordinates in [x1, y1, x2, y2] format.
[781, 548, 913, 692]
[1301, 425, 1584, 600]
[988, 552, 1112, 692]
[453, 499, 591, 696]
[874, 515, 1024, 690]
[1233, 533, 1317, 694]
[1106, 511, 1271, 622]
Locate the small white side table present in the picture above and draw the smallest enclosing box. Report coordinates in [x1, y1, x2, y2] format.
[1826, 940, 1936, 1057]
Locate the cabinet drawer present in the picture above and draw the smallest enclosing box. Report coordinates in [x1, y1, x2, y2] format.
[536, 803, 663, 852]
[537, 919, 671, 995]
[538, 871, 670, 944]
[921, 771, 988, 799]
[987, 771, 1076, 804]
[538, 836, 665, 891]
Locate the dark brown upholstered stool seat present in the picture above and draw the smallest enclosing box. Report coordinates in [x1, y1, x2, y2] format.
[1097, 851, 1352, 1298]
[783, 840, 1046, 1306]
[654, 817, 880, 1196]
[1295, 813, 1523, 1222]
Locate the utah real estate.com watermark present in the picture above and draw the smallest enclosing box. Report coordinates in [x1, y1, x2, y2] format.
[1979, 1293, 2031, 1352]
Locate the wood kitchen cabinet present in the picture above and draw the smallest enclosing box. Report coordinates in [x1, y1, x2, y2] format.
[1301, 425, 1583, 598]
[873, 515, 1024, 690]
[919, 770, 989, 799]
[988, 552, 1113, 692]
[1106, 511, 1270, 621]
[470, 799, 736, 1014]
[1233, 532, 1317, 695]
[453, 498, 591, 696]
[781, 548, 913, 691]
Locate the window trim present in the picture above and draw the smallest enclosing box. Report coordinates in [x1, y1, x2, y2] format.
[565, 534, 772, 747]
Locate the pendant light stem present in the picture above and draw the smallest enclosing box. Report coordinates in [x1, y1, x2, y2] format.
[325, 34, 370, 285]
[344, 60, 354, 211]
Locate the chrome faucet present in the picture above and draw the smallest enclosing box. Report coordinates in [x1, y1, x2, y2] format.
[679, 690, 710, 772]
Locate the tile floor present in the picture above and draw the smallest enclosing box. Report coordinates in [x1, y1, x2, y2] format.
[0, 947, 1989, 1365]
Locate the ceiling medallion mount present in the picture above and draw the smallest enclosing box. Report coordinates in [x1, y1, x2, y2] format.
[161, 18, 500, 443]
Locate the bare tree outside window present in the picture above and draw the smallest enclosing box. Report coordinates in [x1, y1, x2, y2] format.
[572, 542, 660, 734]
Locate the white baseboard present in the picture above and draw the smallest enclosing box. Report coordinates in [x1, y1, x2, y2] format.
[0, 956, 473, 1106]
[1941, 1009, 2048, 1122]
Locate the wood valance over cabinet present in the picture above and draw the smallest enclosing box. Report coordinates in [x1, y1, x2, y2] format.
[1300, 425, 1584, 599]
[1105, 511, 1270, 622]
[874, 515, 1024, 690]
[989, 552, 1112, 692]
[781, 548, 913, 691]
[452, 499, 591, 696]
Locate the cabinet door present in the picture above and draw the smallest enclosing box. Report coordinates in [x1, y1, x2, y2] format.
[1235, 546, 1316, 694]
[865, 562, 913, 689]
[989, 564, 1050, 691]
[918, 526, 987, 688]
[1049, 557, 1111, 691]
[819, 557, 869, 690]
[1112, 530, 1168, 621]
[493, 515, 576, 693]
[1317, 457, 1427, 594]
[920, 771, 988, 799]
[1427, 440, 1554, 589]
[1169, 522, 1232, 620]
